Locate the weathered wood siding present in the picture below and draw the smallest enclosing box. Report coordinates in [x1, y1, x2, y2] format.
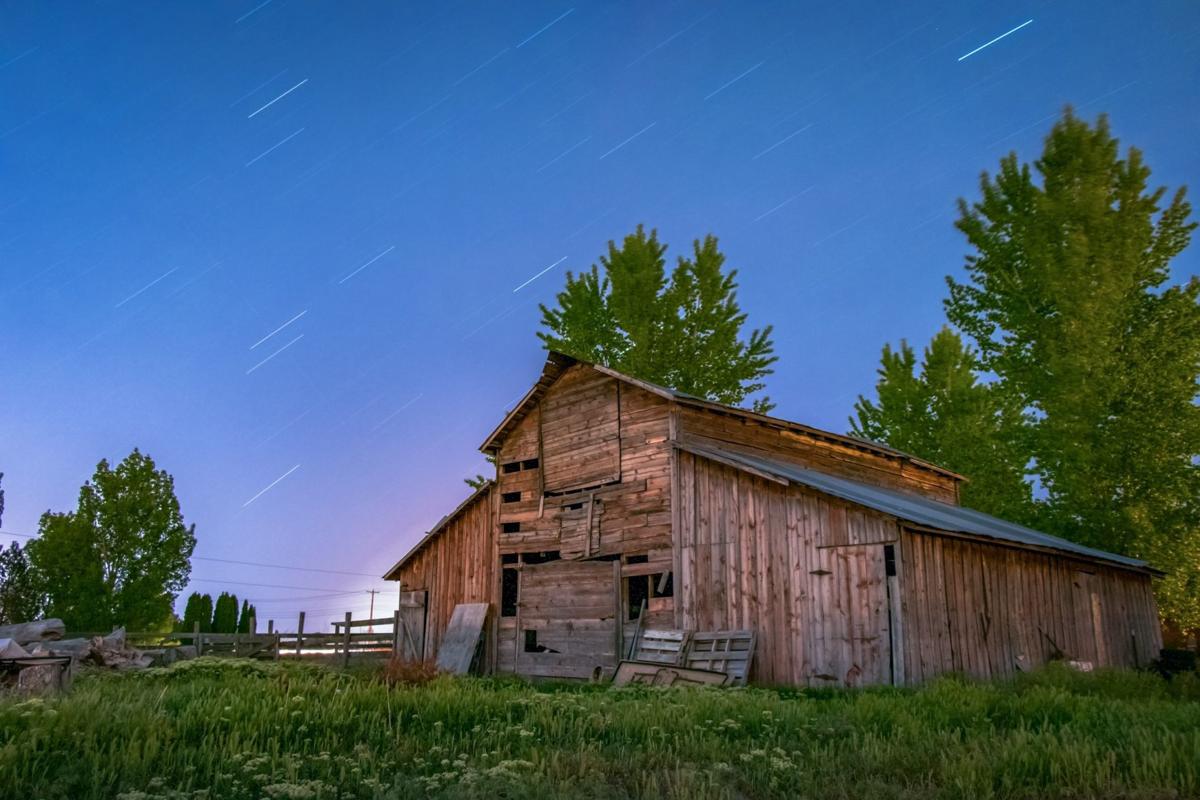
[674, 450, 896, 687]
[498, 560, 620, 679]
[677, 405, 960, 503]
[489, 364, 676, 672]
[899, 529, 1161, 683]
[496, 363, 674, 561]
[388, 487, 497, 662]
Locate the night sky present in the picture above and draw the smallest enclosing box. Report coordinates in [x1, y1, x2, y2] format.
[3, 2, 1198, 629]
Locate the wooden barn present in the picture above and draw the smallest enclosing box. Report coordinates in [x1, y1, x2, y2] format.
[383, 352, 1162, 687]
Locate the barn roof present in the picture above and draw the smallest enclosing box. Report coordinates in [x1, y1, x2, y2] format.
[480, 352, 963, 482]
[679, 442, 1154, 573]
[381, 480, 492, 580]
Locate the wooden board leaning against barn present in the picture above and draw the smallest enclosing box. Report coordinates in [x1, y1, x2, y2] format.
[435, 603, 489, 675]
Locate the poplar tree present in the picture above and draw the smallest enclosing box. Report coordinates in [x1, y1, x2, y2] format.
[237, 599, 258, 633]
[945, 109, 1200, 628]
[211, 592, 239, 634]
[851, 328, 1033, 523]
[181, 592, 213, 633]
[539, 225, 777, 412]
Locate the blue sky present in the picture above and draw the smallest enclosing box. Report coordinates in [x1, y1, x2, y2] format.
[2, 1, 1198, 628]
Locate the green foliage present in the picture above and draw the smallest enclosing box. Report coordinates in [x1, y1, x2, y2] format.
[180, 592, 213, 633]
[1, 660, 1198, 799]
[944, 108, 1200, 628]
[26, 449, 196, 631]
[212, 592, 239, 634]
[0, 542, 45, 625]
[539, 225, 777, 412]
[851, 328, 1034, 523]
[237, 599, 257, 634]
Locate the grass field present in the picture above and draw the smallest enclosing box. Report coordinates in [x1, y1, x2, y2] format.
[2, 659, 1199, 800]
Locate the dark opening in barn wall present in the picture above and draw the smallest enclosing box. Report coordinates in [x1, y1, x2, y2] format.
[501, 568, 518, 617]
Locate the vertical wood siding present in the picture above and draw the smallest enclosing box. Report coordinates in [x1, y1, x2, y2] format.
[674, 450, 895, 687]
[389, 487, 497, 662]
[899, 529, 1162, 683]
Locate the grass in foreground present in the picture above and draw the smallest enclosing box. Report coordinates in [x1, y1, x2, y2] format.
[2, 658, 1199, 800]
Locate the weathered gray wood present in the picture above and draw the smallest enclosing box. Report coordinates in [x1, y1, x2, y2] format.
[612, 660, 728, 687]
[0, 619, 65, 645]
[341, 612, 352, 668]
[295, 612, 305, 655]
[435, 603, 488, 674]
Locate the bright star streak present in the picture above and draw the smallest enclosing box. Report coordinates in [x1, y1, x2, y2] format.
[245, 334, 303, 375]
[114, 267, 178, 308]
[250, 309, 307, 349]
[958, 19, 1033, 61]
[513, 256, 567, 292]
[705, 61, 764, 100]
[338, 245, 395, 284]
[517, 8, 574, 48]
[598, 122, 656, 160]
[242, 463, 300, 507]
[247, 78, 309, 118]
[245, 128, 304, 166]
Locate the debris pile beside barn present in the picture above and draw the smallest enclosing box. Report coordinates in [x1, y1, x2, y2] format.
[1, 618, 198, 695]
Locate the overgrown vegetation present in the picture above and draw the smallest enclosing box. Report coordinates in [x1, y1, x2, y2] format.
[2, 659, 1198, 799]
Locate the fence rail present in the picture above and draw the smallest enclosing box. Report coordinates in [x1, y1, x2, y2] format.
[65, 608, 417, 668]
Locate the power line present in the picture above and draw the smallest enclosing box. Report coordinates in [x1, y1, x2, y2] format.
[193, 555, 381, 578]
[190, 577, 383, 593]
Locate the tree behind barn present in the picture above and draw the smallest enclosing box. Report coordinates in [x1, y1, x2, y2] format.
[539, 225, 777, 412]
[27, 449, 196, 631]
[851, 328, 1034, 524]
[943, 109, 1200, 628]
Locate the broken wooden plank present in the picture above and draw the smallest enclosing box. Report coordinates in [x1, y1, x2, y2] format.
[435, 603, 489, 675]
[612, 660, 728, 687]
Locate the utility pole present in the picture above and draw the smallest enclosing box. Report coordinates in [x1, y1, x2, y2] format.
[366, 589, 380, 633]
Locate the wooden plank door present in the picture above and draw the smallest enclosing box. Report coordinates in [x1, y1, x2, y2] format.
[397, 590, 427, 661]
[514, 560, 620, 680]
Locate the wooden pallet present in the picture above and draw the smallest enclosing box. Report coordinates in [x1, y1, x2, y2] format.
[631, 629, 689, 664]
[683, 630, 756, 686]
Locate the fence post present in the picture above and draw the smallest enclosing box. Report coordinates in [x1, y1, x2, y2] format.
[392, 609, 401, 659]
[342, 611, 352, 668]
[295, 612, 305, 657]
[268, 620, 279, 660]
[250, 615, 256, 635]
[193, 621, 201, 657]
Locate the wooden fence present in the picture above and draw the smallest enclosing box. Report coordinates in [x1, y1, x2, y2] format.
[68, 608, 425, 668]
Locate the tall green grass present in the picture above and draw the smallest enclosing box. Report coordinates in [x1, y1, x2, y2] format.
[2, 659, 1198, 799]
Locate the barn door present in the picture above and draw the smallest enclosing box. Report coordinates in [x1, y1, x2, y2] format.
[1072, 570, 1106, 667]
[810, 544, 893, 687]
[514, 560, 619, 680]
[396, 589, 427, 661]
